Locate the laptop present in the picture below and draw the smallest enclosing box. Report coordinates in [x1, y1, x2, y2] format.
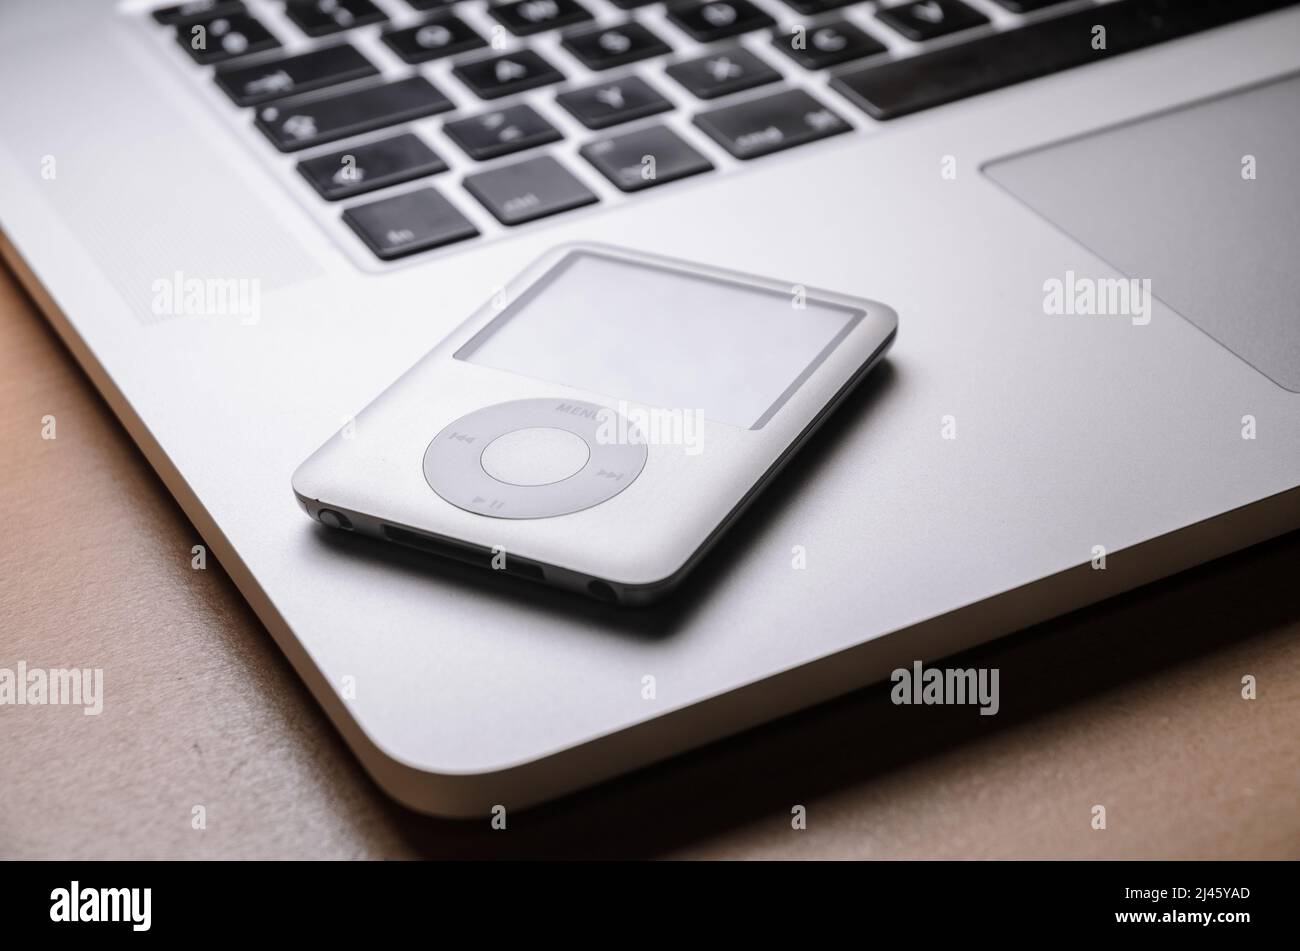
[1, 0, 1296, 816]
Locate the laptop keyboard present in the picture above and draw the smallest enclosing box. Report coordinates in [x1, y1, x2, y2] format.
[144, 0, 1296, 265]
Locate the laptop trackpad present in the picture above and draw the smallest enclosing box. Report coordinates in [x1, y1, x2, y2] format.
[985, 73, 1300, 392]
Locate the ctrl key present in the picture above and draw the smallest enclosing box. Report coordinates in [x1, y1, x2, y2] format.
[464, 156, 598, 226]
[342, 187, 478, 260]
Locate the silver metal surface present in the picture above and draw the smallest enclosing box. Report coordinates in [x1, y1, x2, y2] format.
[2, 0, 1299, 815]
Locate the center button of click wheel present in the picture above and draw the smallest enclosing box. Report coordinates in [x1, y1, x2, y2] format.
[479, 426, 591, 486]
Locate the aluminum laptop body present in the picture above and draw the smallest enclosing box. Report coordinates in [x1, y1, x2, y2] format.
[1, 0, 1297, 815]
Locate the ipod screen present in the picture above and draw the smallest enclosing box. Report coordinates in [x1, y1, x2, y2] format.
[455, 251, 862, 429]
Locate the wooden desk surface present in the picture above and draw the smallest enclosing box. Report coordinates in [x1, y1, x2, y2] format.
[1, 261, 1297, 860]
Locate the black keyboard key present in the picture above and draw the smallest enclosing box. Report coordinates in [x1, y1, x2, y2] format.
[298, 133, 447, 200]
[256, 76, 453, 151]
[777, 0, 856, 14]
[490, 0, 593, 36]
[464, 156, 598, 225]
[580, 125, 713, 192]
[406, 0, 459, 9]
[609, 0, 658, 7]
[831, 0, 1299, 121]
[561, 22, 672, 71]
[344, 187, 478, 259]
[284, 0, 388, 37]
[444, 104, 562, 161]
[557, 75, 672, 129]
[694, 87, 850, 159]
[664, 45, 780, 99]
[215, 44, 376, 106]
[876, 0, 989, 42]
[666, 1, 775, 43]
[772, 20, 886, 70]
[991, 0, 1072, 11]
[175, 11, 280, 64]
[154, 1, 244, 25]
[452, 50, 565, 99]
[382, 16, 486, 63]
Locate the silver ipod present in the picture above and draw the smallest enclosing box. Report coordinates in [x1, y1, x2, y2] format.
[292, 242, 897, 604]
